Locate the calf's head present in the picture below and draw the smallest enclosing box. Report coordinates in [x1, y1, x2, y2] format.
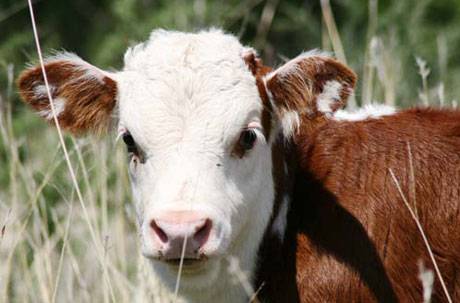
[18, 30, 355, 292]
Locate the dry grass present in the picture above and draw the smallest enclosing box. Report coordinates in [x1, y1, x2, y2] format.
[389, 168, 452, 303]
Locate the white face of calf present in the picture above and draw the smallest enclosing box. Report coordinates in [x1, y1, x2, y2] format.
[18, 29, 356, 296]
[116, 31, 275, 288]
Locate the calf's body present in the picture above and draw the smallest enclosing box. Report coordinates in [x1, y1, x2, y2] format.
[256, 108, 460, 302]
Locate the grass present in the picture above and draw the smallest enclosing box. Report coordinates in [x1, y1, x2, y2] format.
[1, 60, 170, 301]
[0, 0, 457, 302]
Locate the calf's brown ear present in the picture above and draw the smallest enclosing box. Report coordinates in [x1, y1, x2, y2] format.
[264, 51, 357, 137]
[17, 53, 118, 135]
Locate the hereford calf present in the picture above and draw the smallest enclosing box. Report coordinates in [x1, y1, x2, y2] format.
[18, 29, 460, 302]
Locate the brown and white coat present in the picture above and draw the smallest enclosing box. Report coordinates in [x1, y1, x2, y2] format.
[18, 29, 460, 303]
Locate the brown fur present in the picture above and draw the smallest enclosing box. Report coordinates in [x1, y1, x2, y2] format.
[291, 108, 460, 302]
[17, 60, 117, 134]
[253, 54, 459, 302]
[255, 95, 460, 301]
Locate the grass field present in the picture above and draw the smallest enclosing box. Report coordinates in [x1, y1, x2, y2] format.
[0, 0, 458, 302]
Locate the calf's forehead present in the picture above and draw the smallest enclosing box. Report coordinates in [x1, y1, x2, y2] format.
[116, 30, 263, 149]
[122, 29, 252, 75]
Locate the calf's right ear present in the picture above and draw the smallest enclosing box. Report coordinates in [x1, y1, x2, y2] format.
[17, 53, 118, 135]
[263, 51, 357, 138]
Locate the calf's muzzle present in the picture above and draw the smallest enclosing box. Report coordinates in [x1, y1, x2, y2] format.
[149, 211, 213, 261]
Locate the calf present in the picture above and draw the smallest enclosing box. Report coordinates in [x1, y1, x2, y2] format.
[18, 29, 460, 302]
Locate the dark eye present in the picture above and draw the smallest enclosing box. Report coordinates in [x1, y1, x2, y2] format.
[122, 132, 138, 154]
[239, 129, 257, 151]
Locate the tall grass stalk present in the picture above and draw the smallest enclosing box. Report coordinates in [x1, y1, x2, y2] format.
[320, 0, 356, 108]
[25, 0, 120, 300]
[389, 168, 452, 303]
[362, 0, 378, 106]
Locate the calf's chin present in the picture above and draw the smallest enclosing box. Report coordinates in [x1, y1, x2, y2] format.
[150, 257, 222, 290]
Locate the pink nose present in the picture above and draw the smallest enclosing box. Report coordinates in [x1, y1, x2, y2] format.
[150, 211, 212, 260]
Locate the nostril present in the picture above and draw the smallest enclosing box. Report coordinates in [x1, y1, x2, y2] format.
[193, 219, 212, 248]
[150, 220, 168, 243]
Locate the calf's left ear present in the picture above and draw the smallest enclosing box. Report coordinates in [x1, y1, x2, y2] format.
[264, 52, 357, 137]
[17, 53, 118, 135]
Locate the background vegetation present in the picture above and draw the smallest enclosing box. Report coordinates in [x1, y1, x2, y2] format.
[1, 0, 459, 302]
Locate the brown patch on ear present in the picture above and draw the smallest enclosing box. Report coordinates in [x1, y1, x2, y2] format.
[265, 56, 357, 117]
[264, 55, 357, 139]
[243, 51, 274, 140]
[17, 60, 117, 135]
